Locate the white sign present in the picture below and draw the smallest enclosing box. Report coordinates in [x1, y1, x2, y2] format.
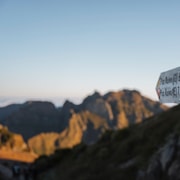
[156, 67, 180, 103]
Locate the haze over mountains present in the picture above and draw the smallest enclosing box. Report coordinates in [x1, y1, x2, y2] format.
[0, 89, 167, 156]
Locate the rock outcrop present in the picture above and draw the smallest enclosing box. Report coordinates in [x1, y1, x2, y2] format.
[137, 133, 180, 180]
[0, 125, 28, 152]
[82, 92, 114, 126]
[28, 111, 109, 155]
[103, 90, 167, 128]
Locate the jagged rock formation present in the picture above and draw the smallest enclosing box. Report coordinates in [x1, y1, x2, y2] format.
[58, 100, 80, 130]
[103, 90, 167, 128]
[56, 110, 109, 147]
[0, 124, 27, 151]
[0, 125, 37, 163]
[137, 133, 180, 180]
[28, 133, 60, 155]
[81, 91, 114, 126]
[0, 90, 167, 156]
[28, 111, 109, 155]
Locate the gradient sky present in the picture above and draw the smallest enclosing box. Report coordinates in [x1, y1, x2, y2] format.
[0, 0, 180, 106]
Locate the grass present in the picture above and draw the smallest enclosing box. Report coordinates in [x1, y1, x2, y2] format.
[35, 105, 180, 180]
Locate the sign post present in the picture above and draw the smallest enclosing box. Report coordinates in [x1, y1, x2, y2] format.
[156, 67, 180, 103]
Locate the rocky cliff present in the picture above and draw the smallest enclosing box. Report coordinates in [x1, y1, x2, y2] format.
[103, 89, 167, 128]
[28, 111, 109, 155]
[0, 124, 27, 151]
[136, 105, 180, 180]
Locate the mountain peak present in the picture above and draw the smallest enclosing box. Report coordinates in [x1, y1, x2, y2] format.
[103, 89, 141, 101]
[62, 100, 75, 108]
[82, 91, 102, 104]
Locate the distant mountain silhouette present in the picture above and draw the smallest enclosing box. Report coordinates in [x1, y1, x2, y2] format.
[0, 104, 22, 120]
[0, 89, 167, 155]
[1, 101, 63, 141]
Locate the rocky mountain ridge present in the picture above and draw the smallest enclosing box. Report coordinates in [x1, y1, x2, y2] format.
[0, 89, 167, 155]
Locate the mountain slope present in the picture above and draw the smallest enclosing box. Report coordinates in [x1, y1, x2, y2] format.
[28, 111, 109, 155]
[27, 90, 167, 155]
[33, 104, 180, 180]
[0, 104, 22, 120]
[0, 89, 167, 156]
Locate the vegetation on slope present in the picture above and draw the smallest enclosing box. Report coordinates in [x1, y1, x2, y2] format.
[30, 104, 179, 180]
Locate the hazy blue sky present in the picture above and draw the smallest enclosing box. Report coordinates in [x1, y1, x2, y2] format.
[0, 0, 180, 106]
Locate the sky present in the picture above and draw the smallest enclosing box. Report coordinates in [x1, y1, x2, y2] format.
[0, 0, 180, 107]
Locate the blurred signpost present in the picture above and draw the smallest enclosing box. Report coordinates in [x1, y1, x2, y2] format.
[156, 67, 180, 103]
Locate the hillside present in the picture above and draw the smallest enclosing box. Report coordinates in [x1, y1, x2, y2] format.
[27, 90, 167, 155]
[32, 104, 180, 180]
[0, 90, 167, 156]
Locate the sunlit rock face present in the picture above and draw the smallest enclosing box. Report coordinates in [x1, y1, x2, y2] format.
[0, 90, 167, 156]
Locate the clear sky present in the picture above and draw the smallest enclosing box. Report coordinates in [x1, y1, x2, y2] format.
[0, 0, 180, 106]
